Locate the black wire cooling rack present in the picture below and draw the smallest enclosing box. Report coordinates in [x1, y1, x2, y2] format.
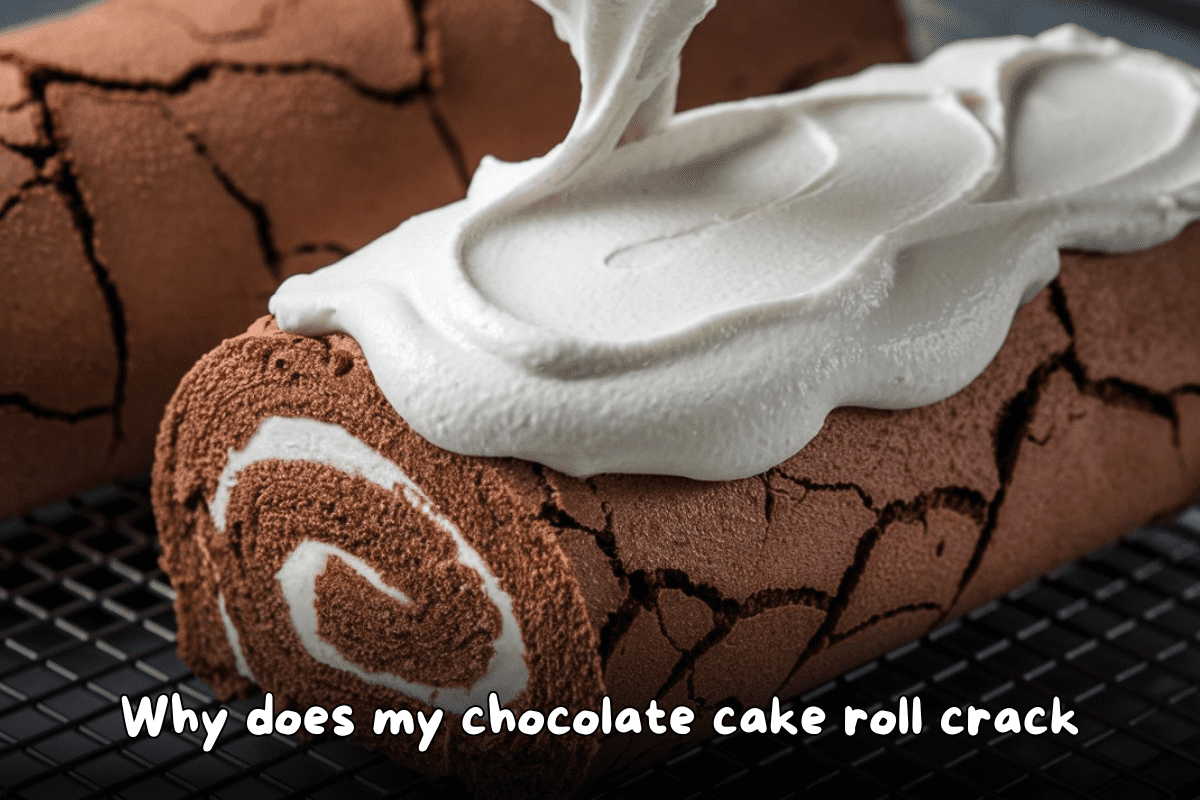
[0, 478, 1199, 799]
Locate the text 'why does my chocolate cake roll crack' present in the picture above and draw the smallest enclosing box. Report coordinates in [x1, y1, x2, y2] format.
[270, 0, 1200, 481]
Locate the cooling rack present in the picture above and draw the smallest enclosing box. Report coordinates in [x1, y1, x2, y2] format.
[1, 479, 1198, 799]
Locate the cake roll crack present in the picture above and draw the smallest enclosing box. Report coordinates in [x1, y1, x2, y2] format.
[155, 224, 1199, 794]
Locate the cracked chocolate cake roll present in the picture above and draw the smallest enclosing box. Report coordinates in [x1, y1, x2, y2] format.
[154, 237, 1200, 796]
[153, 8, 1200, 794]
[0, 0, 908, 517]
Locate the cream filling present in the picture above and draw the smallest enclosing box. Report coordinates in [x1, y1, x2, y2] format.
[270, 3, 1200, 480]
[209, 416, 529, 714]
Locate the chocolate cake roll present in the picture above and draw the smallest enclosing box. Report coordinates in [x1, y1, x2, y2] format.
[0, 0, 908, 518]
[152, 4, 1200, 796]
[154, 225, 1200, 796]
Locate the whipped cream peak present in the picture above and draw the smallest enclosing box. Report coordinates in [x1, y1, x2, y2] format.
[467, 0, 712, 212]
[271, 5, 1200, 480]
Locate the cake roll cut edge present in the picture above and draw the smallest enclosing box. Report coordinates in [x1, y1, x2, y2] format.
[152, 227, 1200, 796]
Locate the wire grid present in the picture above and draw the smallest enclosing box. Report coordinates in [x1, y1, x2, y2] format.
[0, 480, 1198, 799]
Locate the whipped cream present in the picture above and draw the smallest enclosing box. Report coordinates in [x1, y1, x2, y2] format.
[271, 0, 1200, 480]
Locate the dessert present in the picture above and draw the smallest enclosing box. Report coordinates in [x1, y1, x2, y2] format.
[0, 0, 905, 518]
[153, 1, 1200, 797]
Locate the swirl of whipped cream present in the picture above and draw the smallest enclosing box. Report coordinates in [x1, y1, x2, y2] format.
[209, 416, 528, 714]
[271, 0, 1200, 480]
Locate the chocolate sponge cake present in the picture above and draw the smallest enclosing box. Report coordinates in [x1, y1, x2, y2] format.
[153, 231, 1200, 795]
[151, 4, 1200, 797]
[0, 0, 909, 518]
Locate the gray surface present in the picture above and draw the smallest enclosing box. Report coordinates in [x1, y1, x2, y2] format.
[902, 0, 1200, 62]
[0, 0, 95, 33]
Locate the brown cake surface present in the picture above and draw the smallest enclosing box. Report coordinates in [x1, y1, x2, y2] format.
[0, 0, 910, 518]
[153, 220, 1200, 796]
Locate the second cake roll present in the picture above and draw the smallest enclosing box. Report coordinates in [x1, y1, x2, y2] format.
[1, 0, 907, 517]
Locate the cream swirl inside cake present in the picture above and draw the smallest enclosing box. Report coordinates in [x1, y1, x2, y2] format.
[270, 0, 1200, 480]
[209, 416, 528, 714]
